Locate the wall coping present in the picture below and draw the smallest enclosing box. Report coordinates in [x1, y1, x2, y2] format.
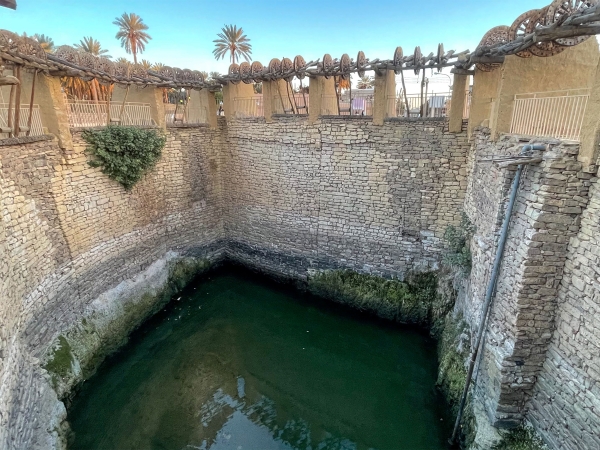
[70, 126, 159, 133]
[166, 123, 210, 129]
[0, 135, 54, 147]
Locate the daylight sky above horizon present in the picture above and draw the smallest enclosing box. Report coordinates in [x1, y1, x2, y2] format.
[2, 0, 551, 86]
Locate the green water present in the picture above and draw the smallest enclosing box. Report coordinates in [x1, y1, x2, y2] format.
[68, 268, 451, 450]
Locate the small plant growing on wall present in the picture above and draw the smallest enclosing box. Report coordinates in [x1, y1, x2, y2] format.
[82, 126, 166, 190]
[443, 212, 476, 275]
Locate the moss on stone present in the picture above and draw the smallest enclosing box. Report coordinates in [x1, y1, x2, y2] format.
[307, 270, 438, 325]
[44, 257, 212, 399]
[492, 426, 548, 450]
[44, 336, 74, 389]
[437, 313, 476, 448]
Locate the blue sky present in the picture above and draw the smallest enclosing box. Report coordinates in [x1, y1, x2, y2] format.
[2, 0, 550, 77]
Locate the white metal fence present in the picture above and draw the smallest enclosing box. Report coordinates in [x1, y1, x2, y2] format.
[233, 96, 264, 118]
[0, 103, 44, 137]
[510, 89, 589, 141]
[164, 104, 208, 124]
[66, 100, 156, 128]
[387, 91, 471, 119]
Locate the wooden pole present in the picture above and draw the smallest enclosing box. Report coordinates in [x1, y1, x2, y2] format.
[419, 71, 425, 118]
[13, 65, 22, 137]
[399, 70, 410, 117]
[300, 78, 308, 114]
[424, 77, 429, 118]
[119, 85, 130, 124]
[26, 69, 38, 136]
[334, 76, 341, 115]
[106, 82, 113, 126]
[276, 81, 286, 114]
[7, 81, 15, 137]
[285, 80, 296, 114]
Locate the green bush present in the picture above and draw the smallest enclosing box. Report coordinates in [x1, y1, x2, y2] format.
[83, 126, 166, 190]
[307, 270, 438, 325]
[443, 212, 476, 275]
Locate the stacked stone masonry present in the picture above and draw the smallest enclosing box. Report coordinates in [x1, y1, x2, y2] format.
[462, 129, 599, 448]
[1, 113, 599, 450]
[223, 116, 470, 279]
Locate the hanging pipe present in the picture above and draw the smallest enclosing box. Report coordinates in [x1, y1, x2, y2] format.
[449, 143, 547, 446]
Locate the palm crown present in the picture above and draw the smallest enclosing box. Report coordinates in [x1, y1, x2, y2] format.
[113, 12, 151, 64]
[212, 25, 252, 64]
[74, 37, 111, 58]
[33, 34, 55, 53]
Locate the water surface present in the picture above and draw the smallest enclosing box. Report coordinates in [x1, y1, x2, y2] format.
[69, 268, 451, 450]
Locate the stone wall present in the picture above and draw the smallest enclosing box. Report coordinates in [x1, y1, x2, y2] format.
[0, 115, 472, 448]
[3, 111, 599, 450]
[461, 129, 597, 448]
[528, 181, 600, 450]
[223, 115, 470, 279]
[0, 124, 225, 450]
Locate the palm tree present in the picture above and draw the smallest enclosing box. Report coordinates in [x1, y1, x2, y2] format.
[116, 57, 130, 65]
[212, 25, 252, 64]
[33, 34, 55, 53]
[74, 37, 111, 58]
[357, 75, 374, 89]
[209, 71, 221, 81]
[140, 59, 152, 70]
[113, 13, 151, 64]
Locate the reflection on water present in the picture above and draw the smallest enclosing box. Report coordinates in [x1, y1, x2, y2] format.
[69, 268, 451, 450]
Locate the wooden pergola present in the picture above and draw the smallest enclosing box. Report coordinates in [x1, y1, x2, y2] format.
[0, 0, 16, 10]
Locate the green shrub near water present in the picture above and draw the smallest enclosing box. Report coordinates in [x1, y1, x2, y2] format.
[443, 212, 475, 275]
[307, 270, 438, 325]
[83, 126, 166, 190]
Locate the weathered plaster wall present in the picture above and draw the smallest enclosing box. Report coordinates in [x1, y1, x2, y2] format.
[222, 116, 471, 279]
[461, 129, 597, 449]
[0, 124, 225, 449]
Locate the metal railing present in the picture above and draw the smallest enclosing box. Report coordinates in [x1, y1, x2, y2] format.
[510, 89, 589, 141]
[233, 96, 264, 118]
[0, 103, 44, 137]
[66, 100, 156, 128]
[388, 92, 450, 118]
[321, 95, 374, 116]
[164, 104, 208, 124]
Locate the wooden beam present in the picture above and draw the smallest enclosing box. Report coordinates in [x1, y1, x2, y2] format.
[451, 68, 475, 75]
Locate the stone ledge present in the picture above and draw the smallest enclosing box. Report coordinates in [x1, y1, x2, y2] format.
[0, 134, 53, 147]
[385, 117, 447, 123]
[166, 123, 210, 128]
[70, 125, 159, 132]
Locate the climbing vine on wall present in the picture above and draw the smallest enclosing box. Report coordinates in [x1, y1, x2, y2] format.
[83, 126, 166, 190]
[443, 212, 476, 275]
